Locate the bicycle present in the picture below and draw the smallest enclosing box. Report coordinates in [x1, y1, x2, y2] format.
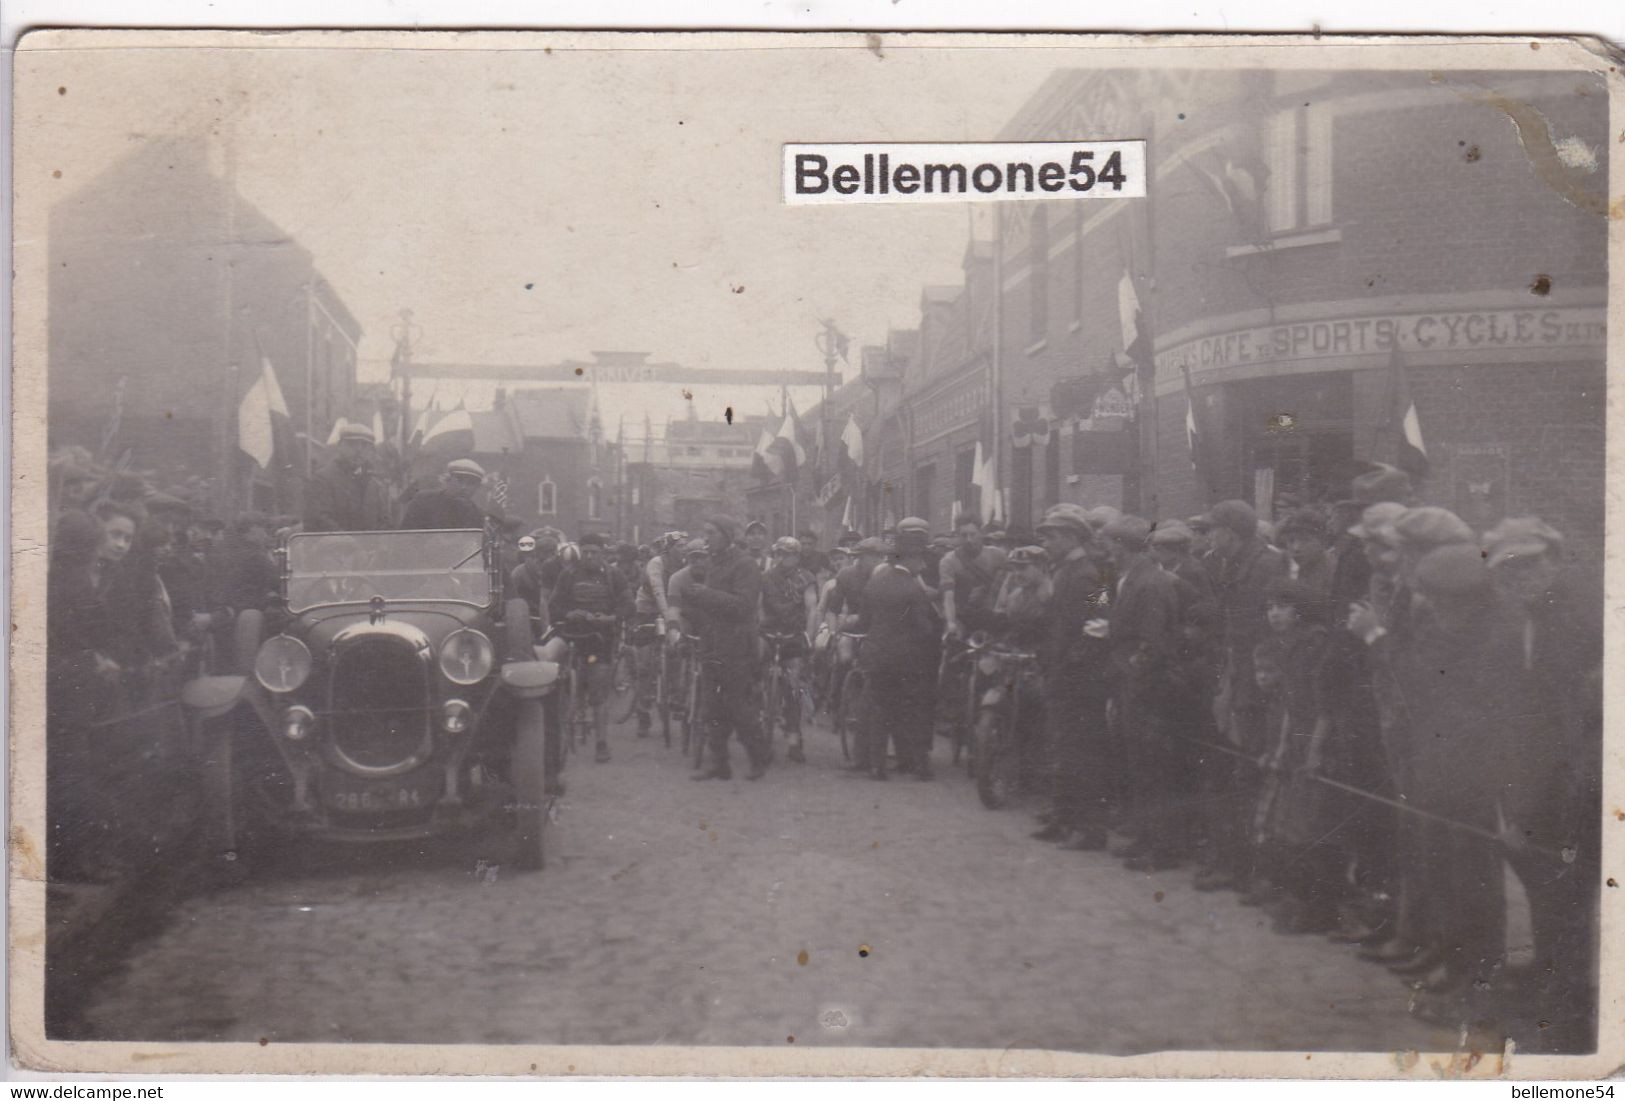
[540, 617, 614, 756]
[758, 631, 808, 763]
[679, 636, 708, 770]
[830, 630, 866, 765]
[963, 632, 1043, 809]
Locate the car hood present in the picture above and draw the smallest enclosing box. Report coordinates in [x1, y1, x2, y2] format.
[287, 603, 494, 652]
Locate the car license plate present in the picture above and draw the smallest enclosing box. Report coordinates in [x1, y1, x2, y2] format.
[322, 771, 444, 813]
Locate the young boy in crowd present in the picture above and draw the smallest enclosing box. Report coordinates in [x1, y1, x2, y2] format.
[1250, 579, 1340, 934]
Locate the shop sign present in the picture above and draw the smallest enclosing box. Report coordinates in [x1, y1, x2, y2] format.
[1155, 306, 1605, 375]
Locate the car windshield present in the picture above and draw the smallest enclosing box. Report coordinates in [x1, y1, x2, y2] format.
[286, 529, 490, 611]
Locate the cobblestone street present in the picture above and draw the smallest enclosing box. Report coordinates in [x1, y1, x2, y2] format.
[79, 714, 1446, 1053]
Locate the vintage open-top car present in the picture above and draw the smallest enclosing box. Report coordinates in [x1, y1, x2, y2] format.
[180, 528, 560, 872]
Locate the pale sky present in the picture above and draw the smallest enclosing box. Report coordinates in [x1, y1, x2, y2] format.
[23, 34, 1047, 432]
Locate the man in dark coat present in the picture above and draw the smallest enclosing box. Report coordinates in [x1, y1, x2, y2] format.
[400, 458, 487, 531]
[854, 518, 942, 780]
[1102, 515, 1190, 868]
[1391, 543, 1535, 1023]
[305, 424, 391, 532]
[685, 515, 769, 781]
[1483, 517, 1601, 1050]
[1031, 504, 1113, 850]
[1195, 498, 1287, 892]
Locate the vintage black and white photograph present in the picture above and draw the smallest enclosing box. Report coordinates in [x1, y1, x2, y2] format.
[8, 30, 1619, 1077]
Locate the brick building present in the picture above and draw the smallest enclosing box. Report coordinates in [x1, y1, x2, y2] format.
[623, 413, 761, 542]
[407, 387, 618, 539]
[989, 68, 1607, 554]
[49, 138, 363, 515]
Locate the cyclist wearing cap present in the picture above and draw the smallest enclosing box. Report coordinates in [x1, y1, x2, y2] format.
[665, 538, 710, 637]
[628, 533, 688, 736]
[990, 545, 1053, 646]
[761, 536, 818, 763]
[551, 532, 635, 763]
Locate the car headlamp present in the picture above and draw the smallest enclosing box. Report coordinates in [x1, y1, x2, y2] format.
[282, 705, 316, 741]
[439, 629, 494, 686]
[441, 699, 472, 734]
[255, 635, 313, 694]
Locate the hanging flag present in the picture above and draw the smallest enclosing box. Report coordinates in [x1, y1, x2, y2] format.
[752, 427, 784, 483]
[1390, 344, 1430, 479]
[372, 409, 387, 451]
[770, 396, 807, 483]
[238, 353, 290, 469]
[972, 439, 1000, 525]
[421, 406, 475, 453]
[1118, 270, 1151, 372]
[488, 471, 511, 513]
[841, 413, 865, 469]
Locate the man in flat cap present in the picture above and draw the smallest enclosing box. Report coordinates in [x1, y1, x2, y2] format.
[1029, 504, 1112, 850]
[1390, 542, 1536, 1022]
[1483, 517, 1600, 1046]
[305, 422, 391, 533]
[1102, 514, 1192, 869]
[854, 518, 942, 779]
[400, 458, 488, 531]
[1195, 499, 1287, 894]
[686, 514, 769, 781]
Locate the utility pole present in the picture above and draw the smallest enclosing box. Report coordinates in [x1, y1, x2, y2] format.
[390, 309, 419, 451]
[814, 319, 847, 545]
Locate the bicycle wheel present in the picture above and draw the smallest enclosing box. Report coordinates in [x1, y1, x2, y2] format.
[658, 647, 673, 748]
[835, 667, 861, 764]
[974, 707, 1017, 810]
[760, 665, 780, 749]
[688, 664, 707, 770]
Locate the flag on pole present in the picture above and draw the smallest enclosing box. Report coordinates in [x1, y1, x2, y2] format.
[238, 352, 290, 469]
[841, 413, 865, 469]
[421, 404, 475, 453]
[752, 427, 784, 483]
[1118, 270, 1151, 372]
[771, 396, 807, 483]
[1390, 344, 1430, 479]
[841, 492, 857, 534]
[972, 439, 1000, 525]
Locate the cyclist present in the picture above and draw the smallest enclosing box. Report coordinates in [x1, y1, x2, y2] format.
[761, 535, 818, 764]
[822, 536, 887, 720]
[630, 531, 687, 736]
[550, 532, 634, 763]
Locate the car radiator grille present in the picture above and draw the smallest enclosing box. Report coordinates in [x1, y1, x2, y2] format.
[327, 640, 430, 772]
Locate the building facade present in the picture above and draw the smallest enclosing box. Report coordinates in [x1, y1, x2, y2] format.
[49, 138, 363, 516]
[992, 68, 1607, 554]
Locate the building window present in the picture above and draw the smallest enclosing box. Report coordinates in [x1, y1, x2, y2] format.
[1266, 105, 1334, 234]
[538, 477, 557, 516]
[587, 478, 603, 521]
[1029, 204, 1049, 343]
[955, 447, 976, 516]
[914, 463, 936, 528]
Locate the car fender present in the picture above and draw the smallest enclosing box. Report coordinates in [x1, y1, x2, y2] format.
[180, 675, 248, 722]
[501, 660, 561, 699]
